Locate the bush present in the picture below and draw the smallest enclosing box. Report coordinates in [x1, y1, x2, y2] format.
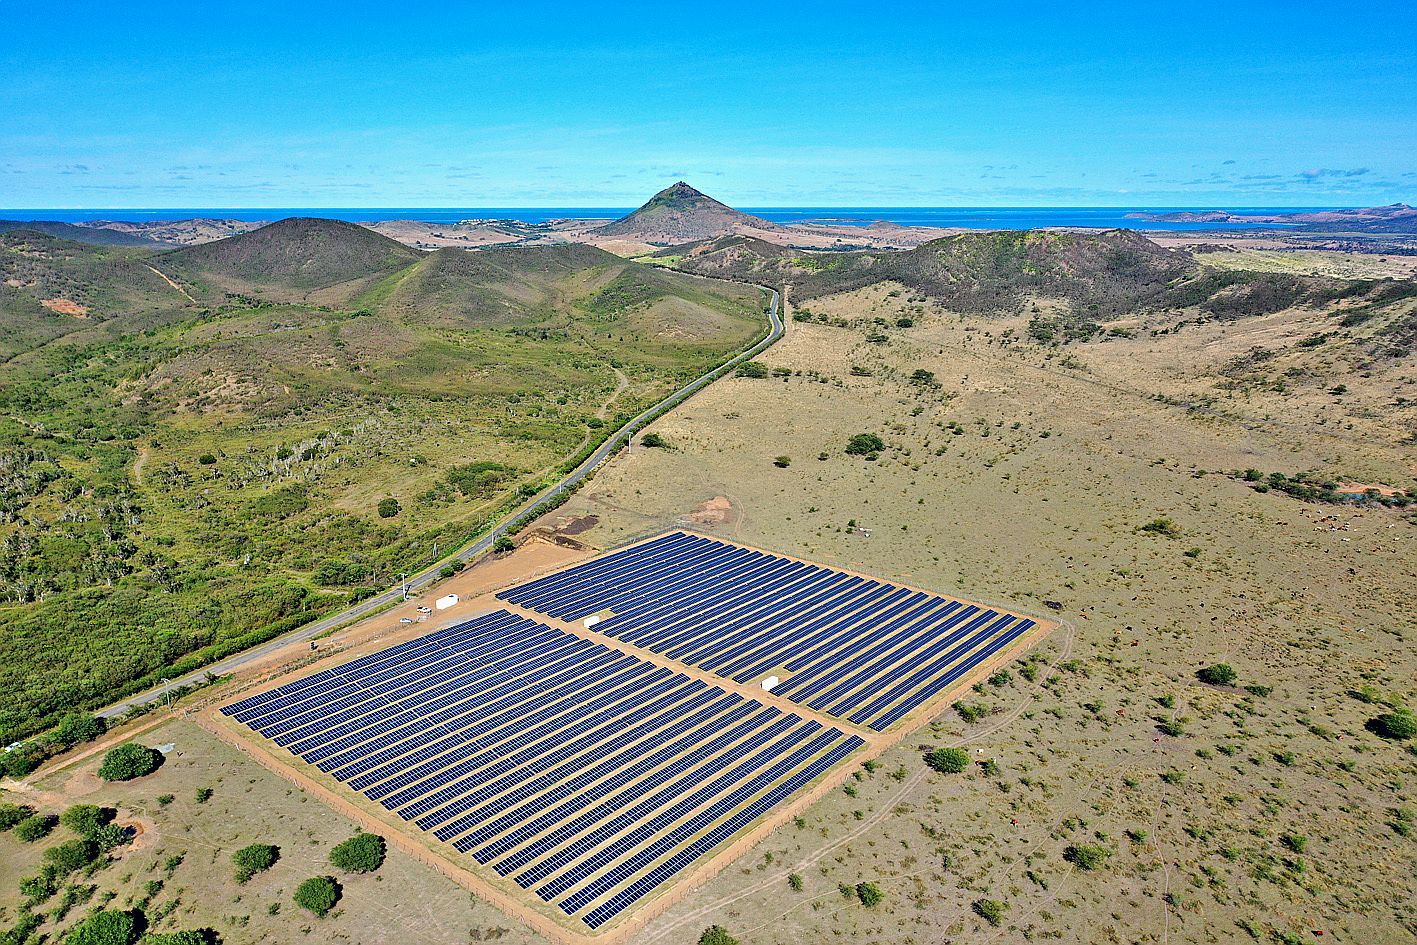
[293, 875, 341, 917]
[329, 832, 385, 873]
[1197, 663, 1238, 686]
[735, 361, 769, 379]
[61, 804, 114, 838]
[197, 453, 217, 465]
[1368, 709, 1417, 740]
[855, 881, 884, 907]
[1064, 844, 1111, 870]
[493, 535, 515, 554]
[376, 497, 401, 518]
[139, 931, 218, 945]
[14, 813, 55, 842]
[45, 838, 99, 873]
[640, 432, 667, 448]
[1280, 833, 1307, 853]
[93, 822, 131, 853]
[772, 456, 792, 468]
[233, 843, 279, 883]
[698, 926, 737, 945]
[49, 713, 106, 749]
[0, 802, 32, 830]
[787, 872, 804, 891]
[97, 743, 161, 782]
[973, 898, 1008, 926]
[926, 747, 970, 774]
[845, 433, 884, 456]
[63, 909, 140, 945]
[1139, 516, 1182, 538]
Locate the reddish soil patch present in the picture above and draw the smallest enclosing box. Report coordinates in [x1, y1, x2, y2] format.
[687, 495, 735, 525]
[41, 298, 90, 316]
[1336, 481, 1408, 497]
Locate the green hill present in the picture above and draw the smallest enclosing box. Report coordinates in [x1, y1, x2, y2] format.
[161, 217, 423, 302]
[0, 219, 165, 247]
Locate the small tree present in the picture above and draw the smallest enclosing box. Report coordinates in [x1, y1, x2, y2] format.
[0, 802, 32, 830]
[45, 838, 98, 874]
[61, 804, 113, 838]
[377, 497, 401, 518]
[735, 361, 769, 379]
[926, 747, 970, 774]
[1139, 516, 1182, 537]
[1368, 709, 1417, 741]
[855, 881, 884, 907]
[1196, 664, 1238, 686]
[233, 843, 279, 883]
[787, 872, 804, 891]
[1064, 844, 1111, 870]
[909, 368, 935, 385]
[845, 433, 884, 456]
[329, 832, 386, 873]
[50, 713, 106, 748]
[641, 432, 667, 448]
[63, 909, 140, 945]
[294, 875, 341, 917]
[973, 898, 1008, 926]
[698, 927, 737, 945]
[92, 822, 131, 854]
[14, 813, 55, 842]
[493, 535, 515, 554]
[97, 743, 161, 782]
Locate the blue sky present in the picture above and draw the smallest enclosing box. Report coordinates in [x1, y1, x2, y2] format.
[2, 2, 1413, 208]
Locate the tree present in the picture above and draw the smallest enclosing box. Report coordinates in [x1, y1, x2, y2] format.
[926, 747, 970, 774]
[0, 802, 32, 830]
[855, 881, 884, 907]
[93, 822, 131, 853]
[294, 875, 341, 917]
[493, 535, 515, 554]
[376, 497, 401, 518]
[233, 843, 279, 883]
[1196, 664, 1238, 686]
[64, 909, 140, 945]
[14, 813, 55, 842]
[698, 926, 737, 945]
[329, 832, 385, 873]
[973, 898, 1008, 926]
[97, 743, 161, 782]
[845, 433, 884, 456]
[1064, 844, 1111, 870]
[641, 432, 667, 448]
[909, 368, 935, 385]
[49, 713, 105, 749]
[1368, 709, 1417, 741]
[61, 804, 113, 838]
[45, 838, 99, 873]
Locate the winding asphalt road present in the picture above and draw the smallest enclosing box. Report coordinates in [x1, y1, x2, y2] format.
[98, 286, 781, 720]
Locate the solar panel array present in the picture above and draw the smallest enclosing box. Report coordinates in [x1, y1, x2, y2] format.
[222, 610, 862, 930]
[498, 531, 1036, 732]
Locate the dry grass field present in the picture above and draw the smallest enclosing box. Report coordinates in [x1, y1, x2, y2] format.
[540, 283, 1417, 943]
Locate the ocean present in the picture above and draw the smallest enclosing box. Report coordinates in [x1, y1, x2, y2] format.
[0, 207, 1330, 231]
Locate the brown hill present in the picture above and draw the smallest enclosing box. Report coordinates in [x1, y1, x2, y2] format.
[595, 182, 791, 244]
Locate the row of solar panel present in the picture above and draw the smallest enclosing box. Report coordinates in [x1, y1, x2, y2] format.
[222, 611, 862, 928]
[496, 532, 1035, 731]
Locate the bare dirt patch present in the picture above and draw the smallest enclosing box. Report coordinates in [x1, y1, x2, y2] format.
[686, 494, 736, 526]
[40, 297, 89, 316]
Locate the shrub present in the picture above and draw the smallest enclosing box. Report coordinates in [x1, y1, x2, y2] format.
[1157, 718, 1187, 737]
[640, 432, 667, 448]
[1139, 516, 1182, 538]
[1368, 709, 1417, 741]
[139, 931, 219, 945]
[735, 361, 769, 379]
[14, 813, 56, 841]
[61, 804, 114, 838]
[63, 909, 140, 945]
[909, 368, 935, 385]
[845, 433, 884, 456]
[194, 787, 213, 803]
[855, 881, 884, 907]
[1280, 833, 1307, 853]
[1064, 844, 1111, 870]
[773, 455, 792, 468]
[329, 832, 386, 873]
[97, 743, 161, 782]
[293, 875, 341, 917]
[493, 535, 515, 554]
[1197, 664, 1238, 686]
[376, 497, 401, 518]
[698, 927, 737, 945]
[92, 822, 131, 853]
[197, 453, 217, 465]
[0, 802, 33, 830]
[787, 872, 804, 891]
[972, 898, 1008, 926]
[233, 843, 279, 883]
[926, 747, 970, 774]
[45, 838, 98, 873]
[49, 713, 106, 749]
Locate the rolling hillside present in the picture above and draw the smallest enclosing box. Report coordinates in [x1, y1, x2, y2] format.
[0, 224, 767, 741]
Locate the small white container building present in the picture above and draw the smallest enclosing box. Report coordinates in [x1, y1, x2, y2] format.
[435, 593, 459, 610]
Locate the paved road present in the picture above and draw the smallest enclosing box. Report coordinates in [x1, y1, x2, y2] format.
[98, 286, 782, 719]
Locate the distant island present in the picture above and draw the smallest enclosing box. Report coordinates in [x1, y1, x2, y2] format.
[1127, 202, 1417, 233]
